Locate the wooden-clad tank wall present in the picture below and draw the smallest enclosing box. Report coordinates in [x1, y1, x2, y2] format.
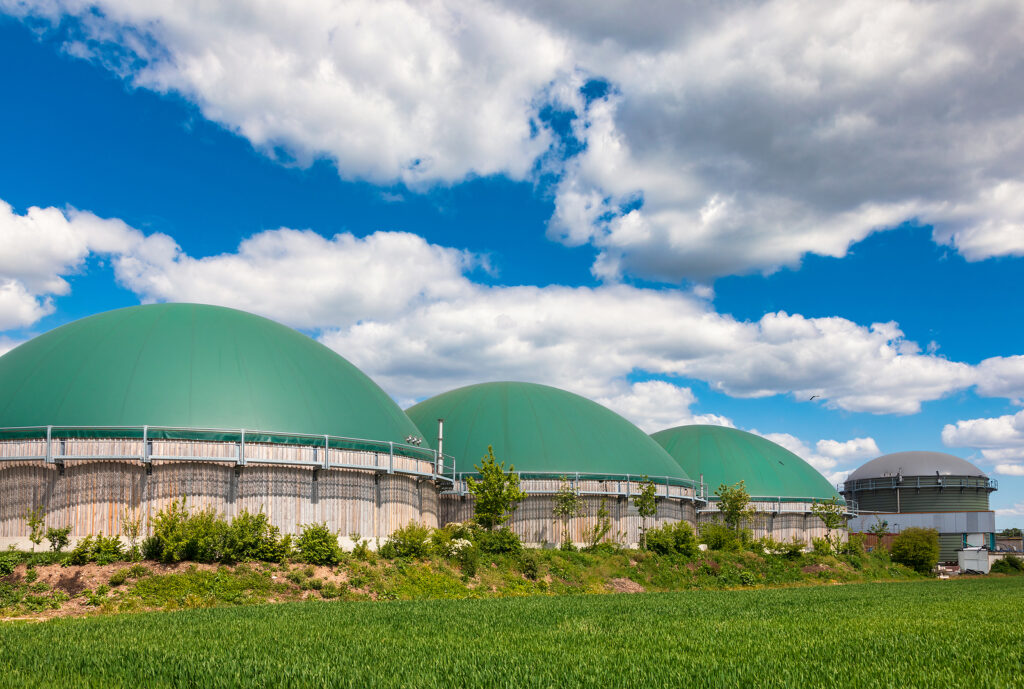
[440, 491, 698, 547]
[0, 459, 440, 541]
[696, 509, 841, 545]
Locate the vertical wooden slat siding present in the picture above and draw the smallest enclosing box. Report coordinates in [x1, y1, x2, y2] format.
[1, 438, 832, 546]
[0, 438, 440, 540]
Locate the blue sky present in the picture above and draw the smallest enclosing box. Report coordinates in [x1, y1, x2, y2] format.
[1, 2, 1023, 527]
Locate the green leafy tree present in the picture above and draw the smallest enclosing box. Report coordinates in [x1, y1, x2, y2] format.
[890, 527, 940, 574]
[122, 508, 143, 561]
[46, 526, 72, 553]
[811, 496, 848, 551]
[586, 498, 613, 550]
[1000, 527, 1022, 538]
[715, 481, 755, 534]
[553, 476, 586, 549]
[466, 446, 526, 530]
[25, 506, 46, 553]
[633, 477, 658, 549]
[867, 517, 890, 555]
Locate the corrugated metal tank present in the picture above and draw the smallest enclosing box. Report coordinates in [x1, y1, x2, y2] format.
[854, 488, 990, 512]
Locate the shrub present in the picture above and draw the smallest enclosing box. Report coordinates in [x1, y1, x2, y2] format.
[700, 523, 740, 551]
[890, 528, 940, 574]
[385, 521, 431, 559]
[222, 510, 288, 563]
[991, 554, 1024, 574]
[351, 539, 372, 562]
[0, 547, 18, 576]
[296, 523, 340, 566]
[811, 537, 833, 556]
[845, 533, 866, 555]
[92, 534, 124, 565]
[141, 536, 162, 561]
[779, 538, 806, 559]
[109, 569, 129, 587]
[126, 563, 151, 579]
[646, 521, 698, 557]
[46, 526, 72, 554]
[457, 544, 480, 577]
[150, 498, 226, 563]
[65, 536, 94, 566]
[475, 527, 521, 555]
[320, 582, 345, 599]
[62, 534, 124, 565]
[520, 551, 540, 580]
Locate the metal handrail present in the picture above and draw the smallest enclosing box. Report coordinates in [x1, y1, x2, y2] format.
[842, 475, 997, 492]
[0, 424, 457, 484]
[443, 470, 707, 504]
[698, 496, 858, 517]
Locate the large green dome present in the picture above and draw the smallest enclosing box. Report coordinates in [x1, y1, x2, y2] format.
[0, 303, 422, 443]
[651, 425, 839, 501]
[406, 382, 689, 481]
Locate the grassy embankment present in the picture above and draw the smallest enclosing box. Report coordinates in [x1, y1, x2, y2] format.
[1, 578, 1022, 688]
[1, 545, 923, 618]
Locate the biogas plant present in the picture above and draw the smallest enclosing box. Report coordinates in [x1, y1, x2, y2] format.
[0, 304, 998, 554]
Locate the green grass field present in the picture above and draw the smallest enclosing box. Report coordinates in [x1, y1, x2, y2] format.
[1, 578, 1021, 688]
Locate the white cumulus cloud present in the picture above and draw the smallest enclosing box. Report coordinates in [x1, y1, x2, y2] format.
[0, 199, 149, 329]
[6, 1, 1024, 276]
[113, 227, 479, 329]
[755, 432, 876, 486]
[0, 196, 1010, 420]
[595, 380, 734, 434]
[942, 410, 1024, 472]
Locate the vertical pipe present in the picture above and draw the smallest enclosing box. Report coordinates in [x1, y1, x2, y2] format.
[324, 435, 330, 470]
[436, 418, 444, 476]
[46, 425, 52, 464]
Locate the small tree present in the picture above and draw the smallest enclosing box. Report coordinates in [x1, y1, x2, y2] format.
[867, 517, 890, 554]
[586, 498, 613, 550]
[890, 527, 940, 574]
[811, 496, 847, 551]
[25, 506, 46, 553]
[46, 526, 72, 553]
[466, 446, 526, 531]
[122, 508, 143, 561]
[633, 477, 657, 549]
[553, 476, 586, 550]
[715, 481, 754, 534]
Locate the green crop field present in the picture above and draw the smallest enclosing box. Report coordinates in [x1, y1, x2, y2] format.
[1, 578, 1022, 688]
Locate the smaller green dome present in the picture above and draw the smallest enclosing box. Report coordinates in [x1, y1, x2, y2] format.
[651, 425, 840, 502]
[407, 382, 690, 482]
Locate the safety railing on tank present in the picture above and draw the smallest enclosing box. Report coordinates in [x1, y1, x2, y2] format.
[697, 496, 859, 518]
[0, 425, 457, 485]
[842, 475, 997, 493]
[443, 470, 708, 505]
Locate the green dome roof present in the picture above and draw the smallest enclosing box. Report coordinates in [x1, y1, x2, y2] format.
[406, 382, 689, 481]
[651, 425, 839, 501]
[0, 303, 422, 443]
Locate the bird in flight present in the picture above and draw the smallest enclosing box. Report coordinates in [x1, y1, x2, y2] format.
[809, 395, 820, 401]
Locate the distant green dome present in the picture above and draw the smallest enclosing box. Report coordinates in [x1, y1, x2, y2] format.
[0, 303, 422, 444]
[406, 382, 689, 481]
[651, 425, 839, 501]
